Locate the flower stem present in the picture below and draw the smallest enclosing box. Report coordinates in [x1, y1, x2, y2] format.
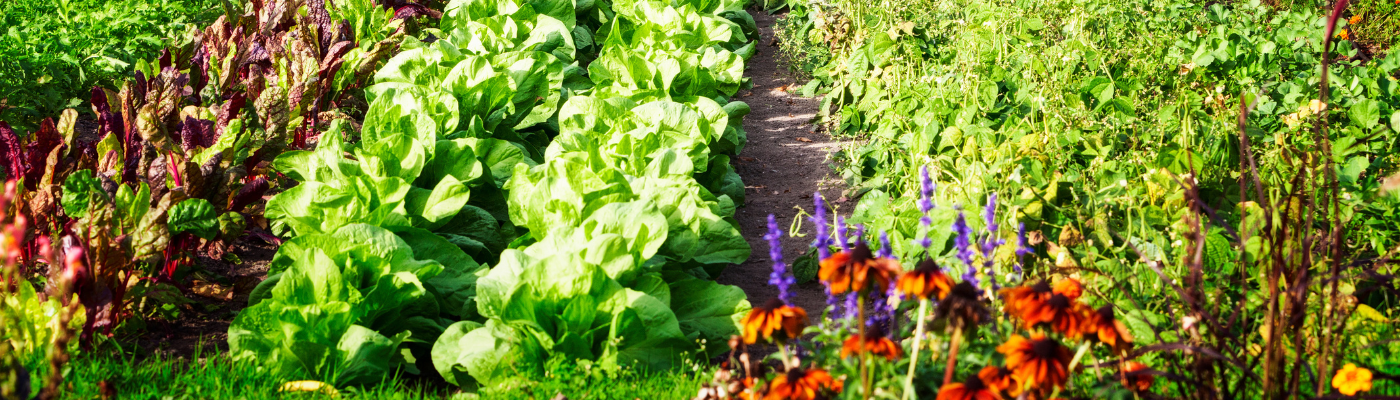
[942, 323, 962, 386]
[858, 297, 870, 400]
[778, 341, 794, 371]
[1067, 341, 1092, 371]
[902, 299, 929, 400]
[1065, 341, 1093, 391]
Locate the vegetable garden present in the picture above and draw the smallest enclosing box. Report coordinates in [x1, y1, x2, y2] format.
[1, 0, 1398, 397]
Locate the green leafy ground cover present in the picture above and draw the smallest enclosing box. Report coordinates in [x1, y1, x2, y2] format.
[56, 353, 707, 399]
[782, 0, 1400, 299]
[754, 0, 1400, 396]
[0, 0, 220, 128]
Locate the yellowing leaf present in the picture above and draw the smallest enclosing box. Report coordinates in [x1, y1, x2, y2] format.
[279, 381, 338, 397]
[190, 280, 234, 301]
[1355, 304, 1389, 323]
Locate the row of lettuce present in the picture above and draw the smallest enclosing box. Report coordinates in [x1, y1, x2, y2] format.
[228, 0, 762, 388]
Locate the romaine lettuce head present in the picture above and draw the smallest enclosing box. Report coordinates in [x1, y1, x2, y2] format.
[434, 247, 692, 387]
[231, 224, 451, 386]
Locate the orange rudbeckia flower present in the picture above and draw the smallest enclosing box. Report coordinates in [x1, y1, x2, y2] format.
[840, 327, 903, 361]
[764, 367, 843, 400]
[1052, 278, 1083, 300]
[934, 281, 990, 328]
[1120, 361, 1154, 392]
[1022, 292, 1090, 337]
[897, 258, 954, 301]
[936, 375, 999, 400]
[741, 298, 808, 344]
[1000, 281, 1053, 318]
[1084, 305, 1134, 354]
[977, 366, 1019, 398]
[1332, 363, 1373, 396]
[819, 241, 901, 296]
[1000, 278, 1087, 335]
[997, 334, 1072, 393]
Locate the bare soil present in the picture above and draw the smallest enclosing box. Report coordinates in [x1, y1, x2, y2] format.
[717, 10, 846, 317]
[133, 238, 275, 358]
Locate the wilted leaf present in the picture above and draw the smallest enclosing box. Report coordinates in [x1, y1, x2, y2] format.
[191, 280, 235, 301]
[1355, 304, 1390, 323]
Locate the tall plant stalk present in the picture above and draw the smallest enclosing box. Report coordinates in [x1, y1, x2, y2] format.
[1311, 0, 1350, 396]
[942, 322, 962, 386]
[902, 299, 929, 400]
[857, 297, 870, 400]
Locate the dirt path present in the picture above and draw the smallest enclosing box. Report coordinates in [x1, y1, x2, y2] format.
[718, 10, 845, 316]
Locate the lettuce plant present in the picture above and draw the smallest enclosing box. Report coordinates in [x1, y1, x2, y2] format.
[433, 201, 749, 388]
[368, 50, 568, 158]
[229, 223, 473, 386]
[265, 93, 528, 252]
[606, 0, 754, 56]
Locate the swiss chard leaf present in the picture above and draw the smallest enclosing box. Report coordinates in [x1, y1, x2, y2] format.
[168, 198, 220, 240]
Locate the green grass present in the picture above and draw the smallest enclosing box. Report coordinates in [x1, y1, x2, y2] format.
[1349, 0, 1400, 53]
[472, 357, 711, 400]
[48, 353, 711, 399]
[0, 0, 222, 128]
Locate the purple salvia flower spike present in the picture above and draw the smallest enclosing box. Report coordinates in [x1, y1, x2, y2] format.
[918, 166, 936, 225]
[765, 214, 796, 304]
[876, 231, 893, 259]
[1014, 222, 1030, 274]
[824, 285, 841, 324]
[983, 193, 999, 234]
[953, 211, 980, 290]
[979, 195, 1005, 291]
[843, 292, 859, 322]
[811, 192, 832, 260]
[961, 266, 981, 291]
[953, 211, 974, 269]
[865, 288, 887, 328]
[883, 281, 901, 336]
[920, 166, 935, 203]
[812, 193, 839, 310]
[916, 167, 936, 248]
[836, 216, 850, 251]
[916, 236, 933, 250]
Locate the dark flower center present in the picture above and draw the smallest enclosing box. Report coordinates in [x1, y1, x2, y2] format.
[949, 281, 978, 300]
[762, 298, 787, 311]
[1031, 337, 1063, 360]
[1096, 305, 1116, 320]
[1031, 281, 1052, 293]
[916, 257, 940, 272]
[1047, 294, 1071, 310]
[851, 241, 875, 263]
[865, 323, 890, 339]
[786, 367, 809, 384]
[964, 375, 988, 391]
